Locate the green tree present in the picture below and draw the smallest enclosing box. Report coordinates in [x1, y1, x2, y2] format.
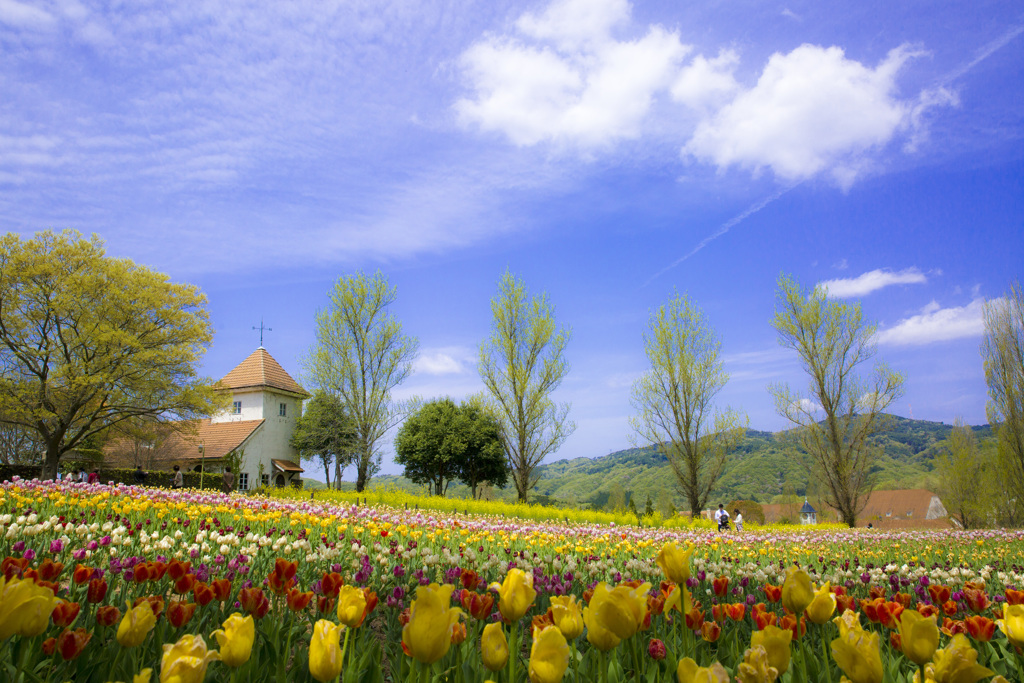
[394, 397, 508, 498]
[630, 292, 746, 519]
[934, 419, 988, 529]
[0, 231, 223, 481]
[291, 392, 356, 489]
[479, 271, 574, 502]
[770, 274, 904, 527]
[983, 282, 1024, 520]
[304, 272, 418, 492]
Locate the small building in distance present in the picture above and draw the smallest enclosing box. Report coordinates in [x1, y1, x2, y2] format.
[799, 499, 817, 525]
[104, 347, 309, 490]
[760, 488, 950, 528]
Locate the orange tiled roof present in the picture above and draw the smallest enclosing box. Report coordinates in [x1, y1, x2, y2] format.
[103, 419, 264, 468]
[272, 459, 304, 473]
[218, 348, 309, 397]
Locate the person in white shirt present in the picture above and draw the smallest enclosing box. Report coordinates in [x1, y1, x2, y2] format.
[734, 509, 744, 532]
[714, 504, 725, 530]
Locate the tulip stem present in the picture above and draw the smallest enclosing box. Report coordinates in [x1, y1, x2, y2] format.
[339, 628, 351, 683]
[571, 639, 578, 683]
[819, 624, 832, 683]
[507, 622, 517, 683]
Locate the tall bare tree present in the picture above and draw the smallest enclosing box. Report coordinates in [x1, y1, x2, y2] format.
[769, 274, 904, 527]
[630, 292, 746, 519]
[304, 272, 418, 492]
[983, 282, 1024, 519]
[479, 271, 574, 502]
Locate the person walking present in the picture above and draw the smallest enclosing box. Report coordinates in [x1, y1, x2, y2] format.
[88, 470, 99, 484]
[133, 466, 146, 484]
[222, 467, 235, 494]
[734, 508, 744, 532]
[714, 504, 726, 530]
[172, 465, 183, 489]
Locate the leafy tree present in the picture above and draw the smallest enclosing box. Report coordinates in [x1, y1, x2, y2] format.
[934, 419, 988, 529]
[304, 271, 418, 492]
[0, 421, 43, 466]
[0, 231, 224, 480]
[479, 271, 575, 502]
[394, 398, 508, 498]
[983, 282, 1024, 519]
[630, 292, 746, 519]
[769, 274, 904, 527]
[291, 392, 356, 489]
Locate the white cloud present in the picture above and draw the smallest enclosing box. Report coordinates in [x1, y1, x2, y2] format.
[876, 298, 989, 346]
[684, 45, 930, 186]
[670, 49, 740, 111]
[817, 267, 928, 298]
[412, 347, 477, 376]
[455, 0, 690, 147]
[0, 0, 54, 29]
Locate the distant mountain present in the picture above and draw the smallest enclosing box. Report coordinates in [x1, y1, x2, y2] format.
[353, 415, 994, 510]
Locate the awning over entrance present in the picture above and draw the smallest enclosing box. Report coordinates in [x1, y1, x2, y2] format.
[272, 459, 304, 473]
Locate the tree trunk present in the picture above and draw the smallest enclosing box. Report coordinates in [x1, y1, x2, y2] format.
[41, 440, 61, 481]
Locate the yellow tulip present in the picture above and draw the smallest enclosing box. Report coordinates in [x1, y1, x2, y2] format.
[833, 609, 862, 637]
[105, 669, 153, 683]
[831, 626, 883, 683]
[930, 634, 994, 683]
[750, 625, 792, 674]
[401, 583, 463, 664]
[528, 625, 570, 683]
[677, 658, 730, 683]
[159, 634, 221, 683]
[663, 584, 692, 615]
[497, 569, 537, 621]
[583, 593, 621, 652]
[656, 542, 693, 584]
[736, 645, 779, 683]
[117, 600, 157, 648]
[481, 623, 509, 671]
[0, 576, 61, 639]
[897, 610, 940, 666]
[549, 595, 584, 640]
[1001, 603, 1024, 648]
[805, 582, 836, 625]
[781, 566, 814, 616]
[593, 581, 651, 640]
[336, 585, 367, 628]
[308, 619, 345, 683]
[211, 613, 255, 668]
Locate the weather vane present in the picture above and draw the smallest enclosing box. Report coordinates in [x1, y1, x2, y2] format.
[253, 318, 272, 348]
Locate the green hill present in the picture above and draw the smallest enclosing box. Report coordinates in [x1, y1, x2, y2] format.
[349, 415, 993, 511]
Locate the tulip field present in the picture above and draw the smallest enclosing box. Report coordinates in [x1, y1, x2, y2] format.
[1, 479, 1024, 683]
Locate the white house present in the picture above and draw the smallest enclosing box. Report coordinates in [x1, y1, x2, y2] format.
[106, 347, 309, 489]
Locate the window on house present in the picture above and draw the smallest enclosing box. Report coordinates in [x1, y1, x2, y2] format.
[232, 401, 242, 414]
[279, 402, 287, 417]
[261, 474, 269, 487]
[238, 472, 249, 490]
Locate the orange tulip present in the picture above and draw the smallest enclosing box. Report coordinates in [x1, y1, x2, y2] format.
[52, 601, 81, 628]
[193, 582, 215, 607]
[173, 574, 195, 595]
[321, 572, 344, 598]
[462, 591, 495, 620]
[268, 559, 298, 595]
[1005, 589, 1024, 606]
[167, 601, 197, 629]
[57, 628, 91, 660]
[928, 585, 951, 605]
[685, 607, 705, 630]
[701, 621, 721, 642]
[212, 579, 232, 602]
[763, 584, 782, 603]
[96, 605, 121, 626]
[38, 560, 64, 582]
[780, 614, 806, 639]
[167, 560, 191, 581]
[71, 564, 91, 585]
[87, 578, 108, 603]
[287, 589, 314, 612]
[964, 615, 996, 642]
[916, 604, 939, 619]
[963, 589, 990, 613]
[726, 603, 746, 621]
[712, 577, 729, 597]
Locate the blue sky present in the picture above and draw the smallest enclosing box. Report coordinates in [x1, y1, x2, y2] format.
[2, 0, 1021, 478]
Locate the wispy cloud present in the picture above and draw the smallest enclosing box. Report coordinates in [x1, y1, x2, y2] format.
[817, 267, 928, 298]
[876, 298, 989, 346]
[645, 182, 799, 284]
[413, 346, 477, 376]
